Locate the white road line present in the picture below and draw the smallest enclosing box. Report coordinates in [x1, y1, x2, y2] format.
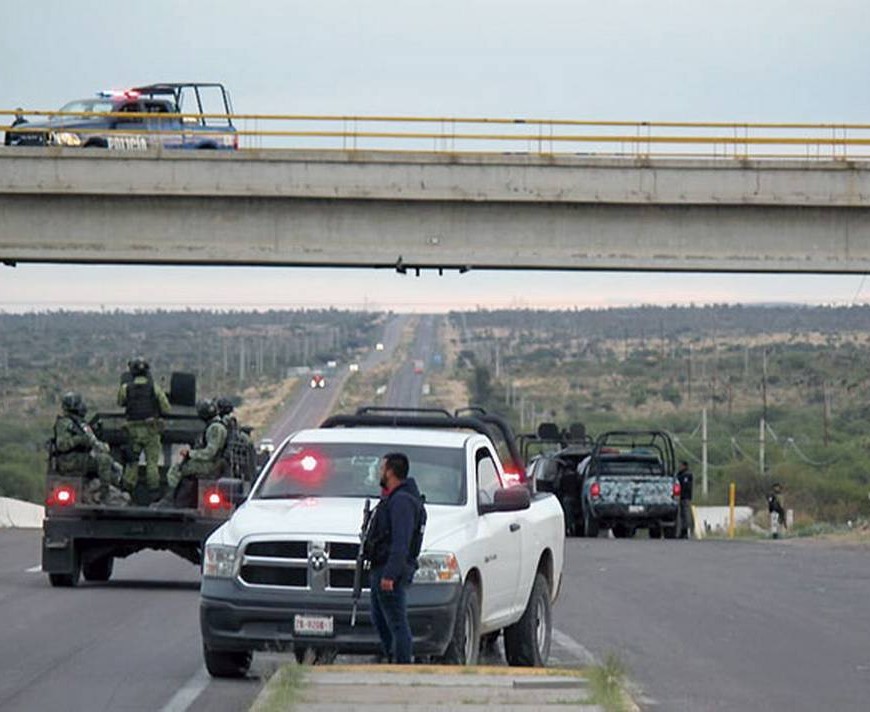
[25, 565, 42, 573]
[553, 628, 597, 666]
[159, 666, 210, 712]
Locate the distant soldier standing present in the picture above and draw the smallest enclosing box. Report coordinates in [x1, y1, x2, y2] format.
[117, 357, 171, 500]
[160, 399, 228, 507]
[676, 460, 694, 539]
[767, 482, 787, 539]
[53, 392, 128, 505]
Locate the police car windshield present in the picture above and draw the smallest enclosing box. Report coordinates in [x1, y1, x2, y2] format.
[58, 100, 116, 116]
[255, 442, 466, 505]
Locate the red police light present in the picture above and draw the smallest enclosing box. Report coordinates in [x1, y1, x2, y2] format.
[589, 482, 601, 499]
[502, 469, 522, 486]
[673, 481, 682, 498]
[47, 485, 76, 507]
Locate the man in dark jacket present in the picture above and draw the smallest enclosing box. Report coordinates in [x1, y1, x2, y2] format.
[676, 460, 694, 539]
[367, 452, 424, 664]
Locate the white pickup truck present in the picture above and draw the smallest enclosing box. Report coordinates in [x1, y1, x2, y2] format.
[199, 411, 564, 677]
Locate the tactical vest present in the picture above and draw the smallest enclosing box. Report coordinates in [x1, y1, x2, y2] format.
[53, 415, 91, 454]
[125, 377, 159, 421]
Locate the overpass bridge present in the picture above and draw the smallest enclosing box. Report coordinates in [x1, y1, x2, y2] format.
[3, 112, 870, 273]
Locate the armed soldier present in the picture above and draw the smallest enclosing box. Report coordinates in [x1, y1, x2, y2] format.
[117, 357, 171, 501]
[53, 392, 129, 506]
[216, 396, 256, 479]
[159, 399, 227, 508]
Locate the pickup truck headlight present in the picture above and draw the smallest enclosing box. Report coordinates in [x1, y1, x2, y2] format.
[203, 544, 238, 578]
[414, 552, 461, 584]
[49, 131, 82, 147]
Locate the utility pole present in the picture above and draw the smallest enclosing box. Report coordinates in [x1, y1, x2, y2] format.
[761, 348, 768, 422]
[239, 338, 246, 383]
[687, 344, 693, 405]
[759, 416, 766, 476]
[823, 382, 831, 447]
[701, 407, 708, 498]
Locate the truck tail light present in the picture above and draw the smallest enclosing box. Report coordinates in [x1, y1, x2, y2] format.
[589, 482, 601, 499]
[47, 485, 76, 507]
[673, 481, 682, 498]
[203, 487, 229, 510]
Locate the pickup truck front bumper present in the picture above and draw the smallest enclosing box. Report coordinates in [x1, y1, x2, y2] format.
[200, 578, 461, 656]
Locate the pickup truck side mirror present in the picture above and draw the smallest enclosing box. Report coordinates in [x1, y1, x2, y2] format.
[480, 485, 531, 514]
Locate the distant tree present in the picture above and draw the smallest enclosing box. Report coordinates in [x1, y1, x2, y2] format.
[661, 382, 682, 407]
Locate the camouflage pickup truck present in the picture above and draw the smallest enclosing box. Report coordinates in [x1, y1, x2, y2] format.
[578, 430, 682, 539]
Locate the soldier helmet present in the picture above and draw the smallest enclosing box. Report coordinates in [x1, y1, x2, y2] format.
[216, 397, 234, 416]
[128, 356, 150, 376]
[61, 391, 87, 417]
[196, 399, 218, 422]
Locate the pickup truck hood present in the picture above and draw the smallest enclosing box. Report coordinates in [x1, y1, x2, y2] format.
[224, 497, 469, 549]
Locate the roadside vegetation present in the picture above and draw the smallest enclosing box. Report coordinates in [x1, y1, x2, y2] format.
[447, 305, 870, 526]
[250, 664, 307, 712]
[586, 653, 634, 712]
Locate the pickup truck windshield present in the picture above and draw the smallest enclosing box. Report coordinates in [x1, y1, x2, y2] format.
[58, 100, 116, 116]
[255, 442, 466, 505]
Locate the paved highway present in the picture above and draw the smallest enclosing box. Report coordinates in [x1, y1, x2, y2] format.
[383, 314, 436, 409]
[558, 537, 870, 711]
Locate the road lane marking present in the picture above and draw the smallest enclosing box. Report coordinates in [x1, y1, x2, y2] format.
[159, 666, 210, 712]
[553, 628, 597, 666]
[25, 565, 41, 573]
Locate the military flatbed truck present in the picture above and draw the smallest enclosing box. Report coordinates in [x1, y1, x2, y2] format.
[42, 373, 253, 587]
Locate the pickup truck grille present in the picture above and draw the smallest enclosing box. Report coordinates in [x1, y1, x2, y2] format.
[237, 539, 362, 591]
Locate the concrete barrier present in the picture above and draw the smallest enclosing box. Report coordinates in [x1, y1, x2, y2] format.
[0, 497, 45, 529]
[693, 505, 754, 538]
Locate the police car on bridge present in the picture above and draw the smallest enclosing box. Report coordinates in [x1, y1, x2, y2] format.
[5, 82, 237, 150]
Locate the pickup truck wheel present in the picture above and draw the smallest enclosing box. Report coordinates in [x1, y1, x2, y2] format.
[584, 510, 600, 538]
[504, 573, 552, 667]
[649, 526, 662, 539]
[82, 556, 113, 582]
[203, 646, 251, 678]
[48, 551, 81, 587]
[440, 580, 480, 665]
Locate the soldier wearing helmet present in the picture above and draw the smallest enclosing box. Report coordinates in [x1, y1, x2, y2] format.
[53, 392, 129, 505]
[117, 356, 171, 501]
[216, 396, 256, 480]
[159, 399, 227, 508]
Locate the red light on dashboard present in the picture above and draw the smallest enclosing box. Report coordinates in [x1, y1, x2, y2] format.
[589, 482, 601, 499]
[502, 470, 521, 486]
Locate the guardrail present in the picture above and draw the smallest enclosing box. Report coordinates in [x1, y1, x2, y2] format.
[4, 109, 870, 160]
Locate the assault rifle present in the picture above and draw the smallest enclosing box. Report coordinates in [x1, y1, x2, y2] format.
[351, 497, 375, 627]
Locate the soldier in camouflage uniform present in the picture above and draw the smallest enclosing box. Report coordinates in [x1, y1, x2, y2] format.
[159, 399, 228, 507]
[216, 396, 256, 479]
[117, 357, 171, 500]
[53, 392, 130, 506]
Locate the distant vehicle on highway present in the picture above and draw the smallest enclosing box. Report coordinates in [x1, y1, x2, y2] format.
[375, 342, 384, 351]
[413, 359, 424, 374]
[258, 438, 275, 455]
[310, 373, 326, 389]
[348, 362, 360, 373]
[5, 82, 237, 150]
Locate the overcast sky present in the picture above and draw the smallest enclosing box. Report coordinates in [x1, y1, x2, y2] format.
[2, 0, 869, 312]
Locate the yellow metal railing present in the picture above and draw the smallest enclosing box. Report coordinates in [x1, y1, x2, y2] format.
[4, 109, 870, 160]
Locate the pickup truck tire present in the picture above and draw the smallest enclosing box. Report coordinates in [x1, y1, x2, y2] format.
[440, 580, 481, 665]
[203, 646, 251, 678]
[82, 556, 113, 582]
[504, 573, 552, 667]
[48, 550, 81, 587]
[584, 510, 600, 538]
[649, 526, 662, 539]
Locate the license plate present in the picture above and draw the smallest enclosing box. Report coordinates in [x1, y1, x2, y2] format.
[294, 614, 334, 637]
[628, 505, 645, 513]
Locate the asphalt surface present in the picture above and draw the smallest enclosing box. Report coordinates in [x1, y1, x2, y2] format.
[558, 536, 870, 711]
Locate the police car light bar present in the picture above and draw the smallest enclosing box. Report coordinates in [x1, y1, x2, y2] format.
[97, 90, 141, 99]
